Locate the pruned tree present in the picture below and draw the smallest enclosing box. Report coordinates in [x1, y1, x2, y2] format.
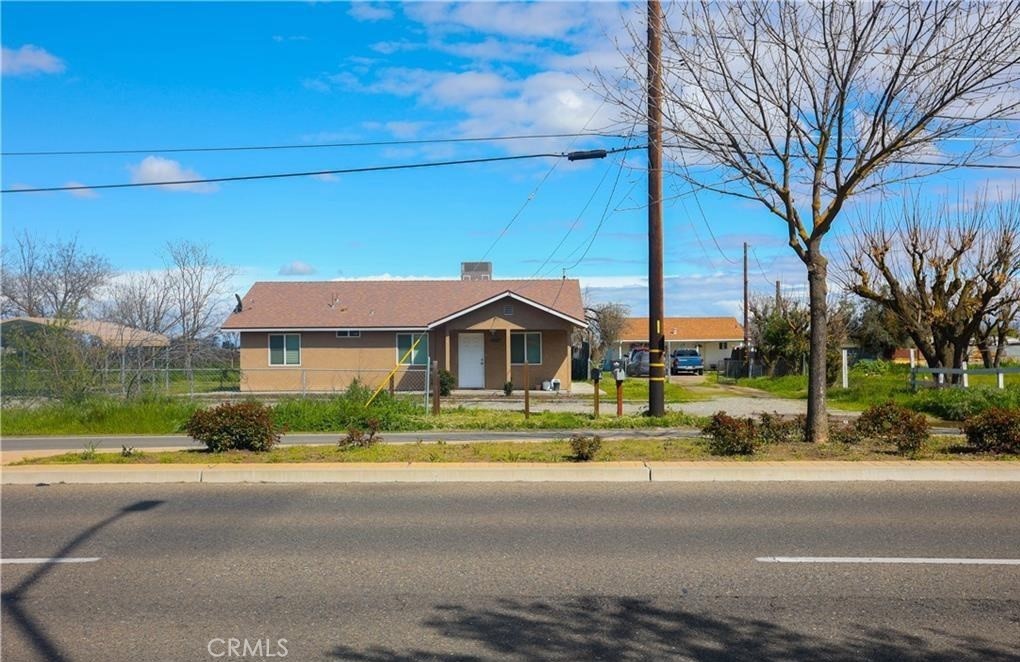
[603, 1, 1020, 441]
[975, 301, 1020, 368]
[1, 232, 112, 319]
[164, 240, 236, 373]
[841, 197, 1020, 379]
[585, 301, 631, 364]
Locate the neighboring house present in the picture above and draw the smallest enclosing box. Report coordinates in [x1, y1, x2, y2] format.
[0, 317, 170, 350]
[221, 278, 587, 393]
[615, 317, 745, 371]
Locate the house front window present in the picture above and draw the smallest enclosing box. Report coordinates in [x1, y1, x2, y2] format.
[269, 333, 300, 366]
[511, 331, 542, 365]
[396, 332, 428, 366]
[719, 342, 728, 350]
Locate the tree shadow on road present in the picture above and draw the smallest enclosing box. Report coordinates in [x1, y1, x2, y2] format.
[327, 595, 1018, 661]
[2, 499, 164, 662]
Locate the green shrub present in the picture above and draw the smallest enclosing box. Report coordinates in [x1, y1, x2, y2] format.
[910, 385, 1020, 421]
[185, 401, 282, 452]
[503, 381, 514, 396]
[271, 381, 423, 432]
[855, 401, 929, 454]
[963, 408, 1020, 454]
[569, 434, 602, 461]
[438, 370, 456, 396]
[829, 419, 864, 445]
[339, 417, 383, 449]
[702, 411, 757, 455]
[757, 412, 804, 444]
[851, 359, 891, 376]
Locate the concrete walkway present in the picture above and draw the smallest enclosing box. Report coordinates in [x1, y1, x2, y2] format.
[3, 461, 1017, 484]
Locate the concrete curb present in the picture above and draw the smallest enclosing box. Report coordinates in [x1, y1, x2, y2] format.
[1, 466, 204, 484]
[646, 461, 1020, 482]
[2, 461, 1018, 484]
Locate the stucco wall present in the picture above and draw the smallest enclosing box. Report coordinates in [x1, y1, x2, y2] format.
[239, 330, 431, 392]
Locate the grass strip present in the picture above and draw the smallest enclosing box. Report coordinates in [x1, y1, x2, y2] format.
[16, 435, 1018, 466]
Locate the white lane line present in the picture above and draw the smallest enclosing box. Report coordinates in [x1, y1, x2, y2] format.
[1, 557, 101, 565]
[756, 556, 1020, 565]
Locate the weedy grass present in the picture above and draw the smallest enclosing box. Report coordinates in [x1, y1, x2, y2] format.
[16, 434, 1018, 466]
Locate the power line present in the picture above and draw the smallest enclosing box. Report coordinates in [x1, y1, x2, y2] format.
[750, 247, 778, 288]
[1, 147, 643, 194]
[560, 152, 635, 273]
[478, 101, 612, 263]
[1, 132, 631, 157]
[675, 147, 741, 265]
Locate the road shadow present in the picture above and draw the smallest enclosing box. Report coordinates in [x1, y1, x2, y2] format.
[327, 596, 1018, 661]
[2, 499, 164, 662]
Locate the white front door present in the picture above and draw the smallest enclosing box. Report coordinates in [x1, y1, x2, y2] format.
[458, 333, 485, 388]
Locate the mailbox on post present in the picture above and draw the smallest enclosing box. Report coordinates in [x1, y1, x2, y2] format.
[610, 359, 625, 416]
[590, 367, 602, 382]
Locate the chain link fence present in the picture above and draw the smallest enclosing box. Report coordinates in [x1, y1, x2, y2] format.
[1, 366, 430, 400]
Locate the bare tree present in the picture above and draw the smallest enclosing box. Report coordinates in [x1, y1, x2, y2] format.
[1, 232, 112, 319]
[842, 197, 1020, 378]
[604, 1, 1020, 441]
[102, 271, 178, 335]
[164, 241, 236, 373]
[585, 301, 631, 364]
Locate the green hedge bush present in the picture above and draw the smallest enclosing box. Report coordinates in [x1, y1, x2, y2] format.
[569, 434, 602, 461]
[963, 408, 1020, 454]
[185, 401, 282, 452]
[855, 401, 929, 454]
[702, 412, 758, 455]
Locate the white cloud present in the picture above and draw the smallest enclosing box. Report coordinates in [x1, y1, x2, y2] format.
[1, 44, 65, 76]
[310, 173, 339, 182]
[348, 2, 394, 22]
[128, 156, 218, 193]
[64, 182, 98, 198]
[404, 2, 586, 40]
[279, 261, 317, 276]
[272, 35, 309, 43]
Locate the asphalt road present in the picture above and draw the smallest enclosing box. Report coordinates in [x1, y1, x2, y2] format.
[3, 483, 1018, 661]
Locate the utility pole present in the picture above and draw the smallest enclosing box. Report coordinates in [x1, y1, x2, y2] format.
[743, 242, 750, 378]
[647, 0, 665, 417]
[775, 280, 781, 307]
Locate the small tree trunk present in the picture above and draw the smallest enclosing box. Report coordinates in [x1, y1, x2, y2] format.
[806, 247, 829, 444]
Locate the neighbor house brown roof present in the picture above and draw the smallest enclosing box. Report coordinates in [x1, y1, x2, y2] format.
[1, 317, 170, 348]
[619, 317, 744, 342]
[222, 279, 586, 330]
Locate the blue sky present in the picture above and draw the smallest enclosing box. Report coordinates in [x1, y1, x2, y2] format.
[3, 2, 1015, 318]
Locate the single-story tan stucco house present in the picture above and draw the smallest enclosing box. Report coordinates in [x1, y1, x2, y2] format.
[222, 278, 587, 393]
[616, 316, 745, 371]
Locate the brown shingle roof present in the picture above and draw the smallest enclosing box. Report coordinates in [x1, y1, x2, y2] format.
[222, 279, 585, 330]
[620, 317, 744, 342]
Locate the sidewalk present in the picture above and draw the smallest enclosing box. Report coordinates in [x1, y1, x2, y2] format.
[3, 461, 1017, 484]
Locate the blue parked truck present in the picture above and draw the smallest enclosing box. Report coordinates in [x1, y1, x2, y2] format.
[670, 348, 704, 376]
